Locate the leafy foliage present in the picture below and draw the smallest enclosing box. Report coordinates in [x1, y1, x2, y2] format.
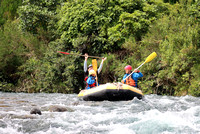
[0, 0, 199, 97]
[0, 20, 46, 91]
[139, 1, 200, 96]
[57, 0, 169, 54]
[0, 0, 22, 25]
[17, 0, 61, 40]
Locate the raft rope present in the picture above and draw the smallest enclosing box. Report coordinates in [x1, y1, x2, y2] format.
[114, 82, 123, 90]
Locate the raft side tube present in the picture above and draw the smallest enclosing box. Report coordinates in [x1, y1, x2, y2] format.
[78, 83, 144, 101]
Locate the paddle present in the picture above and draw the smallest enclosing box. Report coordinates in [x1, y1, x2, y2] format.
[57, 51, 102, 59]
[92, 59, 99, 86]
[124, 52, 157, 81]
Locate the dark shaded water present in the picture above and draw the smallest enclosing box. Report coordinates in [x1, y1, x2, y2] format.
[0, 92, 199, 134]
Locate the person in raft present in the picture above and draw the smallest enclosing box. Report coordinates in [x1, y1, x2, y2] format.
[84, 53, 106, 87]
[86, 70, 99, 89]
[121, 65, 143, 88]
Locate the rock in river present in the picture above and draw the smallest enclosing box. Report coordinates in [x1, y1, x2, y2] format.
[48, 105, 74, 112]
[30, 108, 42, 115]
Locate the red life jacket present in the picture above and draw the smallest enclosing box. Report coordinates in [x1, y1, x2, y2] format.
[88, 82, 96, 88]
[84, 76, 88, 89]
[84, 76, 88, 82]
[84, 76, 96, 89]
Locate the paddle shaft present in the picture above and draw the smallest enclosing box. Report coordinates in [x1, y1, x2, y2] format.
[96, 77, 99, 87]
[58, 51, 102, 59]
[71, 53, 102, 59]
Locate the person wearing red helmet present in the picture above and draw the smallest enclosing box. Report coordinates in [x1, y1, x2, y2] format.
[121, 65, 143, 87]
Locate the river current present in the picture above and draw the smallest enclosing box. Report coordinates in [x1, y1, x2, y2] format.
[0, 92, 199, 134]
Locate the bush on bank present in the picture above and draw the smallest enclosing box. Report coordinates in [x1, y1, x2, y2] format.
[0, 0, 199, 96]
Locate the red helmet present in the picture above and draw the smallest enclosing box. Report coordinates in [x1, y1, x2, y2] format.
[124, 65, 132, 70]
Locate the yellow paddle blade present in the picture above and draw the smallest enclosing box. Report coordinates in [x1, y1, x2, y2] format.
[145, 52, 157, 63]
[92, 59, 97, 72]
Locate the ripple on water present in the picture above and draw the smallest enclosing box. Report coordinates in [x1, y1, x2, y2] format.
[0, 92, 200, 134]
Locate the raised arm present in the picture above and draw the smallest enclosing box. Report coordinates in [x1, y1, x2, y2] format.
[97, 57, 107, 74]
[84, 53, 88, 73]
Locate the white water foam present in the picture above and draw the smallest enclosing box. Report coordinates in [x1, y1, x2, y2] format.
[0, 93, 200, 134]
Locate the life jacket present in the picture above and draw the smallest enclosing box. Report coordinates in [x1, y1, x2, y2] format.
[84, 76, 88, 82]
[126, 76, 137, 87]
[84, 76, 88, 89]
[84, 70, 89, 88]
[84, 76, 96, 89]
[122, 74, 137, 87]
[88, 81, 96, 88]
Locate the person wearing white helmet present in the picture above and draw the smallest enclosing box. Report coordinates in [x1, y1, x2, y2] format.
[84, 53, 106, 88]
[86, 70, 99, 89]
[84, 53, 107, 75]
[121, 65, 143, 87]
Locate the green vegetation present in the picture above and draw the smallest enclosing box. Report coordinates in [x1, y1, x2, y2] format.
[0, 0, 199, 96]
[0, 0, 22, 25]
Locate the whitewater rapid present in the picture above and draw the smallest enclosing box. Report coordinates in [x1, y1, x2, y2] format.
[0, 92, 199, 134]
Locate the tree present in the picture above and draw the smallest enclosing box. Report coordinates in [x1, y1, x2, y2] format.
[0, 0, 22, 26]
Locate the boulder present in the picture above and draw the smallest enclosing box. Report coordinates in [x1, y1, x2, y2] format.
[48, 105, 74, 112]
[30, 108, 42, 115]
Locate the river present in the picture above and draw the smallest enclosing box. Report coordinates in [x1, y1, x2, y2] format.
[0, 92, 199, 134]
